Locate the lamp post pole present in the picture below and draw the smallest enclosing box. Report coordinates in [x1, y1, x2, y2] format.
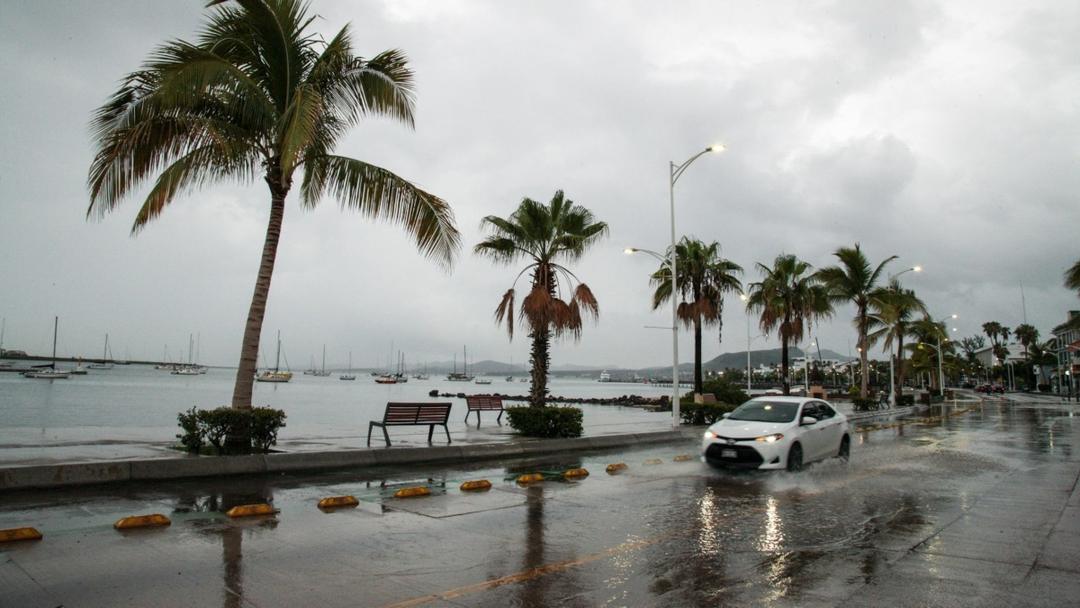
[740, 293, 751, 393]
[665, 144, 724, 428]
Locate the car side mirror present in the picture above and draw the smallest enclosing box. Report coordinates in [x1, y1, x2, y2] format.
[800, 416, 818, 426]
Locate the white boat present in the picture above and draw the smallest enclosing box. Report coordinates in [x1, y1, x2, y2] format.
[446, 346, 474, 381]
[313, 345, 331, 376]
[70, 359, 88, 375]
[474, 377, 492, 385]
[374, 374, 398, 384]
[255, 331, 292, 383]
[599, 370, 611, 382]
[339, 352, 356, 381]
[24, 317, 70, 380]
[87, 333, 114, 369]
[172, 366, 202, 376]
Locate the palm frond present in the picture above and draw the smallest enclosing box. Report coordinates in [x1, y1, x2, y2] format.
[494, 288, 515, 339]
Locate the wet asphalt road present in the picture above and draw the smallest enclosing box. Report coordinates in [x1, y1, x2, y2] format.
[1, 398, 1079, 608]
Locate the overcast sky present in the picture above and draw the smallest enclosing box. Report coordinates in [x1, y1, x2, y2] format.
[1, 0, 1077, 369]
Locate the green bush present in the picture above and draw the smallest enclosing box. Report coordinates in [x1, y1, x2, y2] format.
[250, 407, 288, 452]
[175, 406, 286, 454]
[847, 385, 861, 399]
[176, 407, 204, 453]
[505, 406, 583, 438]
[699, 378, 750, 406]
[898, 395, 915, 407]
[680, 402, 738, 425]
[851, 397, 876, 411]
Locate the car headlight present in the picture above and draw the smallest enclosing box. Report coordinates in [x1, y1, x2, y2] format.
[704, 430, 719, 439]
[755, 433, 784, 443]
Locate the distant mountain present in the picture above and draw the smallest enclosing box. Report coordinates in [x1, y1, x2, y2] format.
[702, 347, 854, 370]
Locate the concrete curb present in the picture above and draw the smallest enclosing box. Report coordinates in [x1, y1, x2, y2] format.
[0, 430, 688, 492]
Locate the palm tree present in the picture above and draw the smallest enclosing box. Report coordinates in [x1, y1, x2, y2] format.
[816, 243, 897, 399]
[1014, 323, 1039, 388]
[868, 280, 926, 395]
[649, 237, 742, 394]
[475, 191, 607, 407]
[1066, 259, 1080, 296]
[87, 0, 459, 412]
[744, 254, 832, 396]
[906, 316, 949, 390]
[982, 322, 1004, 348]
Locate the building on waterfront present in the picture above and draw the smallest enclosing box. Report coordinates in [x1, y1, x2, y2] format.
[1051, 311, 1079, 396]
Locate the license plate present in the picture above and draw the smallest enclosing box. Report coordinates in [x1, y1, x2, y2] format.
[721, 449, 737, 459]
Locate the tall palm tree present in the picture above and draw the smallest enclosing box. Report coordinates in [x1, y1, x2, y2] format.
[1014, 323, 1039, 388]
[744, 254, 832, 396]
[816, 243, 897, 399]
[868, 280, 926, 395]
[475, 191, 607, 407]
[1066, 259, 1080, 296]
[906, 316, 949, 390]
[649, 237, 742, 394]
[982, 322, 1004, 348]
[87, 0, 459, 412]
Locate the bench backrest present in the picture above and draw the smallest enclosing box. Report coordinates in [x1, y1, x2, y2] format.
[383, 402, 452, 424]
[465, 395, 504, 411]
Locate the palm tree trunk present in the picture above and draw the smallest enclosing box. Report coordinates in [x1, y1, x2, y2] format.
[693, 317, 703, 394]
[858, 308, 869, 399]
[529, 328, 550, 407]
[231, 185, 287, 410]
[896, 333, 906, 395]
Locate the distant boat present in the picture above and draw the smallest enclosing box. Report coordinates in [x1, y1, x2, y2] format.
[0, 318, 9, 367]
[70, 359, 88, 375]
[474, 377, 492, 385]
[374, 374, 398, 384]
[599, 370, 611, 382]
[24, 317, 70, 380]
[312, 345, 331, 377]
[505, 376, 513, 382]
[87, 333, 114, 369]
[447, 346, 474, 382]
[339, 351, 356, 381]
[255, 331, 292, 383]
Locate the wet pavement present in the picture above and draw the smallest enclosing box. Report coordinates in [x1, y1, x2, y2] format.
[1, 398, 1078, 607]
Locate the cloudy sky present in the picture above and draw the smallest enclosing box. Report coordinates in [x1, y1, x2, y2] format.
[1, 0, 1077, 370]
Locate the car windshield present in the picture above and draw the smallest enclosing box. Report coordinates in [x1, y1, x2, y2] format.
[728, 401, 799, 423]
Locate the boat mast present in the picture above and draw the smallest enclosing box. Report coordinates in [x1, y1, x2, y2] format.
[0, 317, 5, 358]
[188, 333, 194, 365]
[275, 331, 281, 372]
[322, 344, 326, 373]
[103, 333, 109, 361]
[52, 316, 59, 368]
[464, 345, 468, 377]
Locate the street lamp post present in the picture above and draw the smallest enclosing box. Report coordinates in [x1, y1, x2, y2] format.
[627, 144, 723, 429]
[740, 293, 751, 393]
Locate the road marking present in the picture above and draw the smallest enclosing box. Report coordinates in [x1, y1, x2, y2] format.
[377, 534, 674, 608]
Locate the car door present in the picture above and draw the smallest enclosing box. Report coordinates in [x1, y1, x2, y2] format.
[812, 402, 843, 458]
[798, 402, 828, 461]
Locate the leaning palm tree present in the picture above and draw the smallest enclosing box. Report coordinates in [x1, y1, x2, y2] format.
[816, 243, 897, 399]
[87, 0, 459, 412]
[744, 254, 832, 396]
[650, 237, 742, 394]
[475, 191, 608, 407]
[868, 280, 926, 396]
[1066, 259, 1080, 296]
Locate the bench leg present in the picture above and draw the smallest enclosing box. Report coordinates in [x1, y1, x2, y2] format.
[496, 410, 503, 426]
[382, 425, 391, 447]
[443, 424, 451, 444]
[428, 424, 435, 443]
[464, 410, 471, 424]
[367, 422, 373, 447]
[475, 411, 481, 429]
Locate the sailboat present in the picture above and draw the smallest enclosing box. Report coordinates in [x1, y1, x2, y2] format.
[23, 317, 70, 379]
[313, 345, 331, 377]
[87, 334, 114, 369]
[393, 352, 408, 383]
[339, 351, 356, 381]
[446, 346, 473, 381]
[255, 331, 292, 383]
[172, 333, 205, 375]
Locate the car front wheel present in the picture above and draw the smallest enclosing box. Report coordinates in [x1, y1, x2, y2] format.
[838, 435, 850, 461]
[786, 443, 803, 472]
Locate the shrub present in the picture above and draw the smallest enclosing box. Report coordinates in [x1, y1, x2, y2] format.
[251, 407, 288, 452]
[897, 395, 915, 407]
[680, 402, 738, 425]
[176, 406, 286, 454]
[505, 406, 583, 438]
[847, 385, 861, 399]
[176, 406, 204, 453]
[699, 378, 750, 406]
[851, 397, 876, 412]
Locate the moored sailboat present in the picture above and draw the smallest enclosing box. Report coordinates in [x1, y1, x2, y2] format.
[255, 331, 292, 383]
[23, 317, 70, 379]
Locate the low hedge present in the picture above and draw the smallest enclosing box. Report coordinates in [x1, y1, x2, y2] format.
[851, 397, 877, 411]
[505, 405, 583, 438]
[176, 406, 287, 454]
[680, 402, 738, 425]
[897, 394, 915, 407]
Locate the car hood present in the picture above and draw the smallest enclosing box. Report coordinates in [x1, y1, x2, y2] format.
[708, 418, 792, 438]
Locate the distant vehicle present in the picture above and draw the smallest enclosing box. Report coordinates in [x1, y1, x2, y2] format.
[975, 384, 1005, 394]
[702, 397, 850, 472]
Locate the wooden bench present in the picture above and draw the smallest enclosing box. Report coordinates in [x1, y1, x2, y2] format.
[465, 395, 504, 428]
[367, 402, 452, 447]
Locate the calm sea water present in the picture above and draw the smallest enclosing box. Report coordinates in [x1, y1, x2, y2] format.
[0, 363, 671, 449]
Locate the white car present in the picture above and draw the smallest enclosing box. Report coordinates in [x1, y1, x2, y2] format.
[701, 397, 851, 471]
